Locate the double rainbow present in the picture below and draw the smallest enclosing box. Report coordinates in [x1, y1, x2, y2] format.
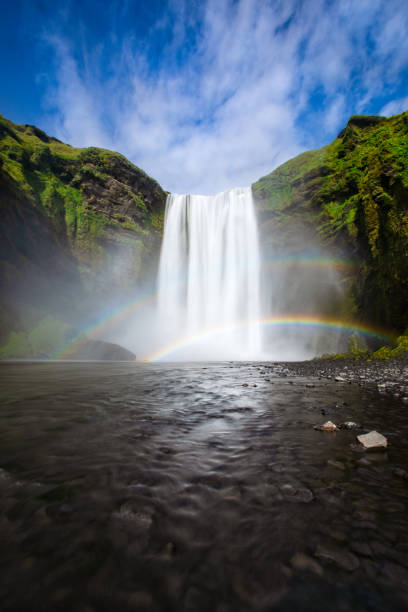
[145, 315, 395, 362]
[51, 256, 387, 362]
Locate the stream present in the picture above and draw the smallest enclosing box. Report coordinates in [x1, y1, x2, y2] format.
[0, 361, 407, 611]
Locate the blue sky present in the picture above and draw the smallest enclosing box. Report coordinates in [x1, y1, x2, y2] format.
[1, 0, 408, 193]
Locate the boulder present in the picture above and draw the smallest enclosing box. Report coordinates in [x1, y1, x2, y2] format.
[357, 431, 387, 450]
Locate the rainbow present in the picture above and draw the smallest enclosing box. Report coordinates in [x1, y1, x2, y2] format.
[261, 256, 357, 273]
[51, 288, 157, 360]
[50, 256, 360, 360]
[145, 315, 396, 362]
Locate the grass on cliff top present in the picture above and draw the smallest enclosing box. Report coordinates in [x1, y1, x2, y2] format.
[0, 113, 160, 184]
[253, 111, 408, 216]
[0, 113, 163, 248]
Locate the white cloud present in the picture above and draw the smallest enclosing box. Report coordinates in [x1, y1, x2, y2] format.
[39, 0, 408, 194]
[380, 97, 408, 117]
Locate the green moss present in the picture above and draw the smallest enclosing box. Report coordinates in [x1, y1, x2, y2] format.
[253, 110, 408, 332]
[0, 331, 32, 358]
[0, 315, 72, 359]
[28, 315, 71, 356]
[390, 335, 408, 358]
[150, 211, 165, 234]
[372, 346, 393, 359]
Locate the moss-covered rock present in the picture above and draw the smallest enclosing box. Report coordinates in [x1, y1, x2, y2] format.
[0, 114, 167, 353]
[253, 111, 408, 333]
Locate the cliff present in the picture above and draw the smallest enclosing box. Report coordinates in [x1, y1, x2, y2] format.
[1, 109, 407, 358]
[0, 114, 166, 356]
[252, 112, 408, 333]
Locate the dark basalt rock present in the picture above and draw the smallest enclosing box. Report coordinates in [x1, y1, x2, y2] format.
[59, 339, 136, 361]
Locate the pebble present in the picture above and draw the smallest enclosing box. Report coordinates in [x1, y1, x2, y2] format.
[340, 421, 360, 430]
[314, 421, 338, 432]
[381, 561, 408, 586]
[280, 484, 314, 503]
[283, 360, 408, 403]
[327, 460, 345, 470]
[314, 545, 360, 571]
[350, 541, 373, 557]
[290, 552, 323, 576]
[392, 467, 408, 479]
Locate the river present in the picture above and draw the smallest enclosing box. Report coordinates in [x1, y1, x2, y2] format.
[0, 361, 407, 611]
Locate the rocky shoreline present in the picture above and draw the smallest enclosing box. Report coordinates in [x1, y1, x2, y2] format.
[282, 358, 408, 402]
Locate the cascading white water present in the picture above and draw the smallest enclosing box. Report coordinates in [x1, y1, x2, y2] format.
[157, 187, 261, 360]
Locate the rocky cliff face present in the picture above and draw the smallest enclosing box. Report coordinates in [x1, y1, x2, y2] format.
[252, 112, 408, 334]
[0, 114, 167, 352]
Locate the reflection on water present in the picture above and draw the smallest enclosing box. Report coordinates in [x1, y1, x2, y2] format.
[0, 362, 408, 611]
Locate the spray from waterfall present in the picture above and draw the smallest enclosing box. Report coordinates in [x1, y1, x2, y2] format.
[157, 187, 261, 360]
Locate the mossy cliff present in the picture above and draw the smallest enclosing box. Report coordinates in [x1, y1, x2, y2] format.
[0, 114, 166, 353]
[253, 112, 408, 334]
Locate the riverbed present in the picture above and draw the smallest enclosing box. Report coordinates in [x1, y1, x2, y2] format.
[0, 361, 408, 611]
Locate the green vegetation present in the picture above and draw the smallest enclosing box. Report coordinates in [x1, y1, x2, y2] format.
[320, 334, 408, 361]
[0, 113, 167, 351]
[0, 113, 166, 269]
[0, 315, 72, 359]
[253, 112, 408, 332]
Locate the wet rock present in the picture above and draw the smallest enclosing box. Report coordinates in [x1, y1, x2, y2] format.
[357, 431, 388, 450]
[350, 541, 373, 557]
[290, 552, 323, 576]
[314, 545, 360, 571]
[242, 383, 248, 387]
[163, 542, 175, 558]
[127, 591, 153, 609]
[327, 460, 345, 470]
[340, 421, 360, 430]
[392, 467, 408, 480]
[112, 503, 153, 530]
[383, 501, 405, 513]
[280, 484, 314, 503]
[351, 443, 366, 453]
[314, 421, 338, 432]
[381, 561, 408, 586]
[357, 457, 371, 466]
[306, 383, 315, 388]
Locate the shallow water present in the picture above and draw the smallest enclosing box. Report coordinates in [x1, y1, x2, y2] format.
[0, 361, 408, 611]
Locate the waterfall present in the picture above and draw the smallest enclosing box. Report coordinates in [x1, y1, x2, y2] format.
[157, 187, 261, 360]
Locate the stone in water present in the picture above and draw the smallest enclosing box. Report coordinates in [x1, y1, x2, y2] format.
[314, 421, 338, 432]
[340, 421, 360, 430]
[357, 431, 387, 450]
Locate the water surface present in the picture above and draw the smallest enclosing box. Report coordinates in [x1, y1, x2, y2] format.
[0, 361, 407, 611]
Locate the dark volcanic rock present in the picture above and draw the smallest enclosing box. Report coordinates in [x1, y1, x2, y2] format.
[60, 339, 136, 361]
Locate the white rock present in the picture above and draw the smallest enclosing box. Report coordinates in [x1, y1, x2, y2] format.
[357, 431, 388, 450]
[335, 376, 346, 382]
